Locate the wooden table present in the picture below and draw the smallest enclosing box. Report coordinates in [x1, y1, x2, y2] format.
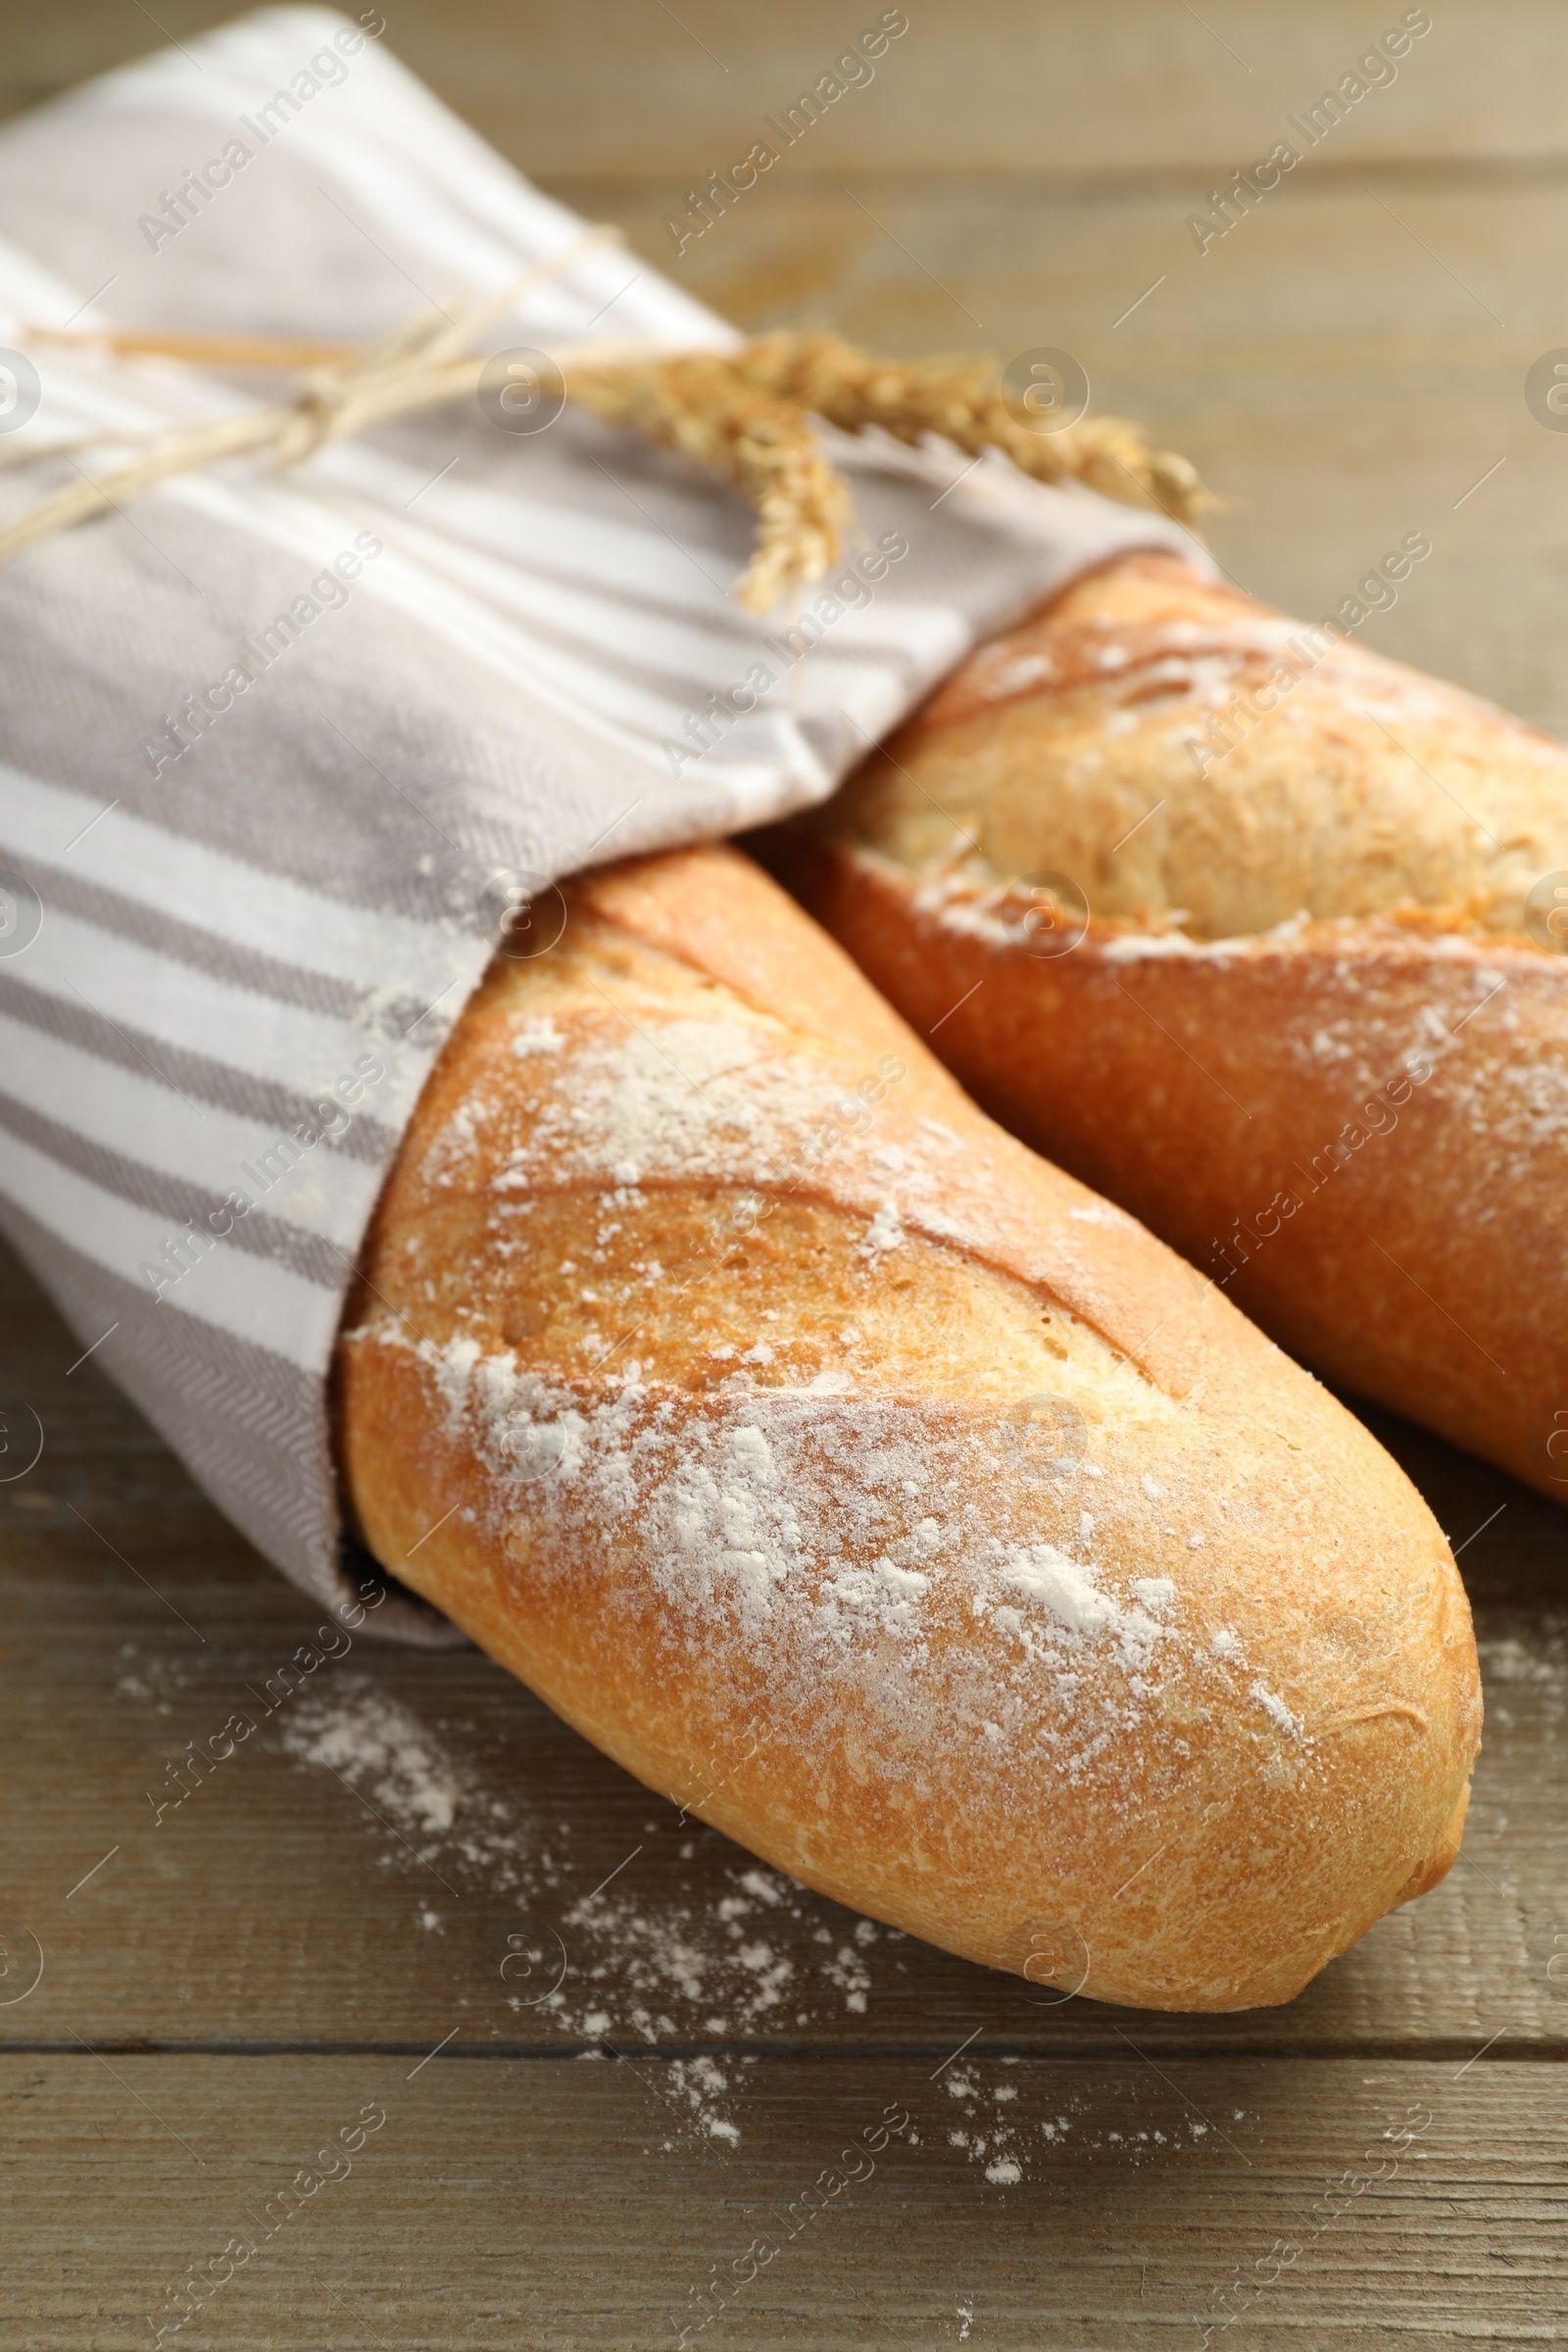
[3, 4, 1566, 2343]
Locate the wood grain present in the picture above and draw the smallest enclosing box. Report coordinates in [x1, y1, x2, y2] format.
[2, 2053, 1561, 2349]
[5, 2, 1568, 175]
[3, 1, 1567, 2341]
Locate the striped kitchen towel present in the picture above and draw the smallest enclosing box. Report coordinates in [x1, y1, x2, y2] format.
[0, 6, 1207, 1638]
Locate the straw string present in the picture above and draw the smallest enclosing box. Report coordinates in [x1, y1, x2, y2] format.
[1, 227, 1206, 610]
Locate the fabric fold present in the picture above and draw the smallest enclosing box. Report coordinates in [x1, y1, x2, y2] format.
[0, 5, 1209, 1633]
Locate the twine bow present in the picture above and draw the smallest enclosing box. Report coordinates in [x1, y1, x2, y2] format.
[3, 224, 1206, 612]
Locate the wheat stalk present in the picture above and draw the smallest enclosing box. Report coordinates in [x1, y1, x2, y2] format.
[1, 234, 1206, 610]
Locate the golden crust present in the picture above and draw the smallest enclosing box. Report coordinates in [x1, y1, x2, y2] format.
[336, 845, 1480, 2012]
[838, 549, 1568, 941]
[793, 552, 1568, 1501]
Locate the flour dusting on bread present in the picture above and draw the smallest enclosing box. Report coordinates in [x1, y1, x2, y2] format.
[338, 844, 1482, 2009]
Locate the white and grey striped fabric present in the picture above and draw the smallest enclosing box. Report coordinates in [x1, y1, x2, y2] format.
[0, 6, 1207, 1638]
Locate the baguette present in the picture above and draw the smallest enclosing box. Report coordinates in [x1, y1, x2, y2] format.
[336, 843, 1480, 2012]
[790, 550, 1568, 1500]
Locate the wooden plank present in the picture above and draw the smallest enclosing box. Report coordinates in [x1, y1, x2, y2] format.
[2, 1236, 1563, 2058]
[4, 3, 1568, 174]
[335, 3, 1568, 178]
[0, 2052, 1560, 2347]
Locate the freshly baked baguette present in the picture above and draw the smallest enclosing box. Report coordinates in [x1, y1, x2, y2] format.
[791, 550, 1568, 1501]
[336, 843, 1480, 2012]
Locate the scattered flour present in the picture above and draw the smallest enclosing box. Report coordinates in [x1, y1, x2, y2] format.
[288, 1688, 463, 1833]
[1478, 1628, 1568, 1688]
[266, 1678, 922, 2147]
[936, 2058, 1225, 2183]
[510, 1015, 565, 1056]
[483, 1019, 828, 1196]
[858, 1201, 906, 1258]
[1250, 1681, 1303, 1739]
[394, 1337, 1251, 1783]
[1067, 1201, 1137, 1230]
